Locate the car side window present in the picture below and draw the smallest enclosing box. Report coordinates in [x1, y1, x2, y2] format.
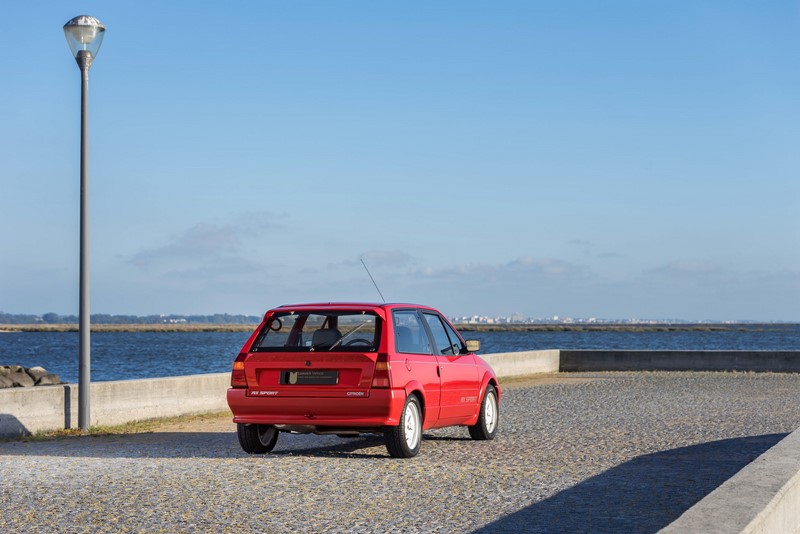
[392, 310, 433, 354]
[442, 320, 466, 354]
[423, 313, 459, 356]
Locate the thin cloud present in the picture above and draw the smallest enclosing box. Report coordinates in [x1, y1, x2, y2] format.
[649, 260, 725, 278]
[507, 257, 575, 275]
[233, 211, 287, 237]
[328, 251, 417, 271]
[128, 223, 242, 270]
[629, 264, 800, 320]
[127, 211, 283, 271]
[361, 250, 415, 267]
[161, 256, 271, 282]
[570, 239, 624, 260]
[412, 256, 582, 280]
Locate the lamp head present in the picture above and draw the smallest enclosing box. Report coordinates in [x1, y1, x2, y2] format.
[64, 15, 105, 69]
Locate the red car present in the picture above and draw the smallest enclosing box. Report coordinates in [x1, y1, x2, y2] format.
[227, 302, 500, 458]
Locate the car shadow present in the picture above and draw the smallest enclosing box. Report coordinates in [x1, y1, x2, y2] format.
[473, 433, 787, 534]
[423, 434, 472, 442]
[0, 431, 394, 459]
[270, 434, 389, 458]
[1, 425, 482, 459]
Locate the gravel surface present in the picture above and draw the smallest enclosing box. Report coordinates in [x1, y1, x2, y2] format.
[2, 372, 799, 533]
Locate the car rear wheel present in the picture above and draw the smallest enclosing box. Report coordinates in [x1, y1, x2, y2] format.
[237, 423, 279, 454]
[384, 394, 422, 458]
[468, 385, 498, 440]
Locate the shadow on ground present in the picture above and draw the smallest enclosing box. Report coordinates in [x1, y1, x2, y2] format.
[475, 433, 787, 534]
[0, 414, 30, 438]
[0, 431, 396, 459]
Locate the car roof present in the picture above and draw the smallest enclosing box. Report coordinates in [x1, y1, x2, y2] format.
[274, 302, 440, 313]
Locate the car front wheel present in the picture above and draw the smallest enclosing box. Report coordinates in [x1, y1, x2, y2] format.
[237, 423, 279, 454]
[384, 394, 422, 458]
[468, 384, 498, 440]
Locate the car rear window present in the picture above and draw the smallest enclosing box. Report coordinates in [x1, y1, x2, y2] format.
[251, 311, 381, 352]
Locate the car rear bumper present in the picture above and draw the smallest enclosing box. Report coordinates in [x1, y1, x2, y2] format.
[227, 387, 407, 428]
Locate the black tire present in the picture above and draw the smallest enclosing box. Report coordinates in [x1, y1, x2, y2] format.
[237, 423, 279, 454]
[468, 385, 499, 440]
[384, 394, 422, 458]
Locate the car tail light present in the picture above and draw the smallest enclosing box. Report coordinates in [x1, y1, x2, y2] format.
[230, 352, 248, 388]
[371, 353, 392, 388]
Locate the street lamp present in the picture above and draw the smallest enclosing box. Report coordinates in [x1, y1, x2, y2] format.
[64, 15, 105, 431]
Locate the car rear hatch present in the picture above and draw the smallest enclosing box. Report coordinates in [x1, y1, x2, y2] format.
[244, 351, 378, 398]
[240, 308, 384, 397]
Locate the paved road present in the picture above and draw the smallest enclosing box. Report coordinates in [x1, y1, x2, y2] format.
[2, 372, 800, 533]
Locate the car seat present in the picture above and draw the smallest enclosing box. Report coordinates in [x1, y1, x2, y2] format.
[312, 328, 342, 348]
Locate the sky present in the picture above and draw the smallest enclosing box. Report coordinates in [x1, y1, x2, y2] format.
[1, 1, 798, 321]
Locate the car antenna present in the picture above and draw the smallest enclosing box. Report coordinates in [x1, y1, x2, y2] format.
[360, 257, 386, 303]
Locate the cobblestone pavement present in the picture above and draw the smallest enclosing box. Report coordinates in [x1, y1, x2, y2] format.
[2, 372, 800, 533]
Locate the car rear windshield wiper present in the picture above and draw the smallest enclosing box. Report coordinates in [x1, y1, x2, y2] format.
[329, 321, 371, 350]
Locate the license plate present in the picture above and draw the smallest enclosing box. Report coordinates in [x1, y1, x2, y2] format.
[281, 370, 339, 385]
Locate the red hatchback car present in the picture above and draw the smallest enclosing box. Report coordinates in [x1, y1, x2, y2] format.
[227, 302, 500, 458]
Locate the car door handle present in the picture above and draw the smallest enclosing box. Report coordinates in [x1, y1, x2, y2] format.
[436, 366, 440, 377]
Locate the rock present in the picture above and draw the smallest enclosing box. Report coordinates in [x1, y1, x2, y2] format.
[9, 370, 34, 387]
[34, 373, 61, 386]
[0, 365, 61, 387]
[26, 366, 50, 382]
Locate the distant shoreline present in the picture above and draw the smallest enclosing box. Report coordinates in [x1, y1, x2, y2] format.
[454, 323, 799, 333]
[0, 323, 796, 333]
[0, 324, 255, 333]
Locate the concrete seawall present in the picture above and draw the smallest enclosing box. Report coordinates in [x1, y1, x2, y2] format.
[482, 349, 560, 377]
[560, 350, 800, 373]
[0, 373, 229, 437]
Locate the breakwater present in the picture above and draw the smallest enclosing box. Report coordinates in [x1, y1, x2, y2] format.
[0, 365, 61, 388]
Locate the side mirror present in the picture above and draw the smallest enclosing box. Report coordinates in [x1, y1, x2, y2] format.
[465, 339, 480, 352]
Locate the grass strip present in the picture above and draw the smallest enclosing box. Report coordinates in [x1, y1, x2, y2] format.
[1, 410, 232, 443]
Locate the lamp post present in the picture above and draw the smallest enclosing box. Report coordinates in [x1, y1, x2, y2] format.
[64, 15, 105, 431]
